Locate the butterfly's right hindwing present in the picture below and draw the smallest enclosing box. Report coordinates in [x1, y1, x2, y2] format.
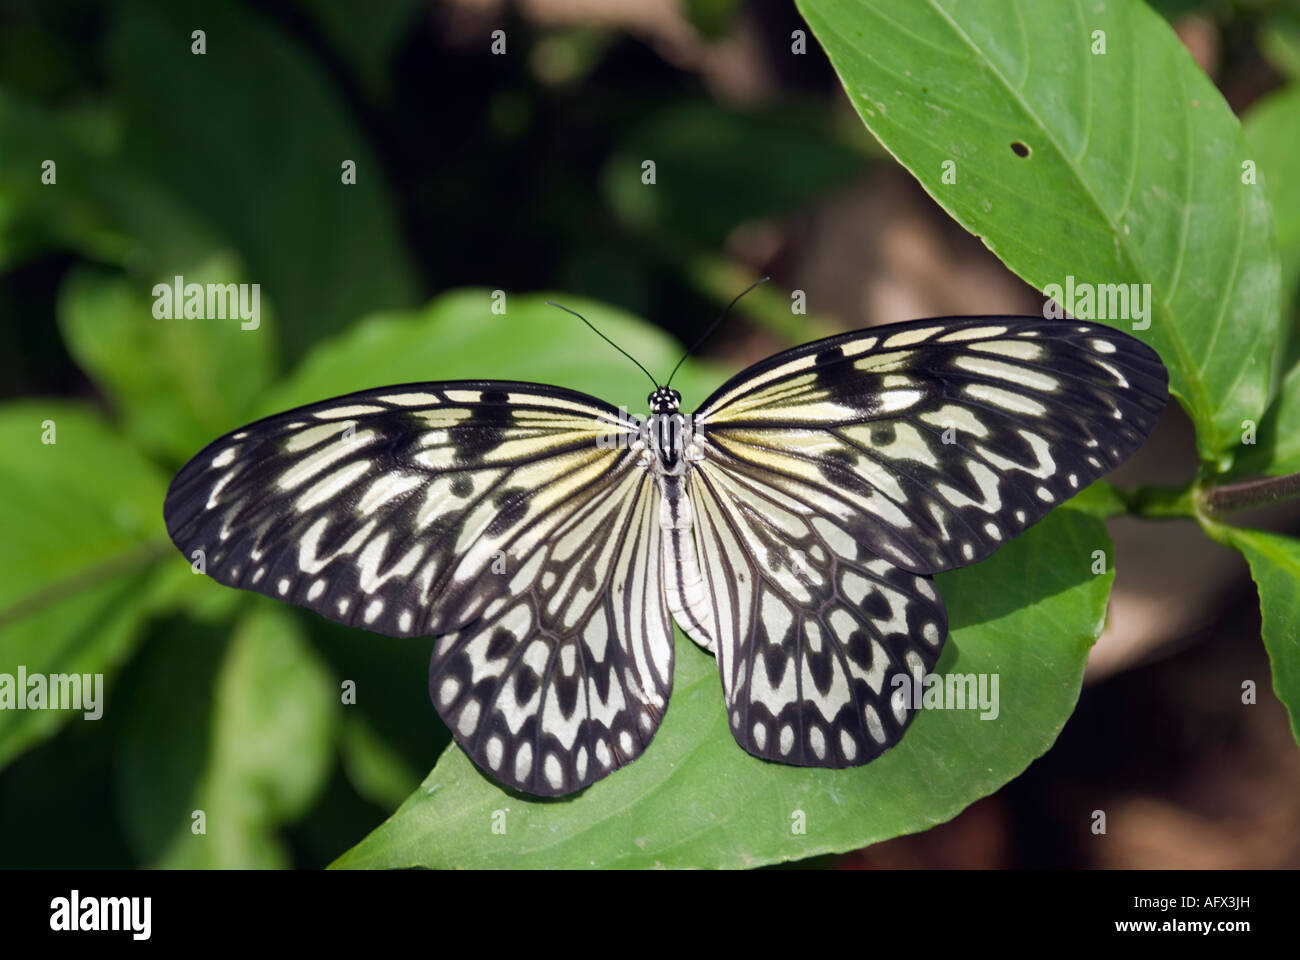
[164, 381, 673, 795]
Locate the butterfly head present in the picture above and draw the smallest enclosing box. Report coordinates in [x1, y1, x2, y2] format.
[648, 387, 681, 415]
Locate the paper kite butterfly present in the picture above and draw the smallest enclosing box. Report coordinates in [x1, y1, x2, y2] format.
[164, 313, 1167, 796]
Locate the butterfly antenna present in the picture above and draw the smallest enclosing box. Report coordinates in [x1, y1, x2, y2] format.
[665, 275, 770, 388]
[546, 300, 659, 389]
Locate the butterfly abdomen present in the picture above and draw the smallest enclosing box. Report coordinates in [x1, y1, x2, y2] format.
[659, 474, 717, 653]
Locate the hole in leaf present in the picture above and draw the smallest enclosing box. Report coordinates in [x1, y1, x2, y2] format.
[1010, 141, 1030, 158]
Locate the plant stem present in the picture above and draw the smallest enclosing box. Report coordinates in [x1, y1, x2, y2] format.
[1201, 471, 1300, 516]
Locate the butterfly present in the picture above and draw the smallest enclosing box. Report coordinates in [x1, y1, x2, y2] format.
[164, 314, 1167, 796]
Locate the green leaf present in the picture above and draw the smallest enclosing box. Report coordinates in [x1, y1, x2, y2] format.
[1244, 85, 1300, 378]
[333, 506, 1110, 869]
[1067, 478, 1126, 518]
[1261, 13, 1300, 81]
[108, 0, 420, 362]
[117, 603, 338, 868]
[57, 263, 276, 464]
[0, 89, 220, 273]
[339, 711, 423, 811]
[603, 100, 867, 248]
[291, 0, 422, 98]
[0, 401, 169, 769]
[1223, 528, 1300, 744]
[259, 288, 724, 419]
[1235, 354, 1300, 478]
[795, 0, 1280, 470]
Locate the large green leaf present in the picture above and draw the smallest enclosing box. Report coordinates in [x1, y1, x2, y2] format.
[116, 603, 337, 868]
[1235, 358, 1300, 479]
[1244, 86, 1300, 381]
[1224, 528, 1300, 744]
[333, 506, 1110, 869]
[108, 0, 419, 361]
[0, 402, 168, 769]
[57, 263, 276, 464]
[795, 0, 1280, 470]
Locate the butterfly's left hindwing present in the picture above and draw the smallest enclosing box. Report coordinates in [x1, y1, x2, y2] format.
[689, 459, 946, 766]
[164, 381, 673, 795]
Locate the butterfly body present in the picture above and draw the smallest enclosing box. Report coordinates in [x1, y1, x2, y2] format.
[164, 316, 1168, 796]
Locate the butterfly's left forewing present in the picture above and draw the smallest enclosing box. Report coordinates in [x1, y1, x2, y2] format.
[164, 382, 673, 795]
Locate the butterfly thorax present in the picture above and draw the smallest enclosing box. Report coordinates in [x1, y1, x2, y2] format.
[639, 387, 702, 478]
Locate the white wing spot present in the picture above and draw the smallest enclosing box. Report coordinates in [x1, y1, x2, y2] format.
[840, 729, 857, 761]
[457, 699, 480, 736]
[277, 577, 290, 595]
[514, 742, 533, 783]
[544, 753, 564, 791]
[808, 725, 826, 760]
[485, 735, 504, 770]
[752, 722, 767, 751]
[864, 705, 886, 744]
[312, 404, 385, 419]
[307, 579, 326, 601]
[438, 677, 460, 706]
[364, 598, 384, 623]
[779, 725, 794, 756]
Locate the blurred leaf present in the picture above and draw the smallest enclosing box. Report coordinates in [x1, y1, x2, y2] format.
[1261, 12, 1300, 81]
[340, 711, 422, 811]
[334, 507, 1109, 868]
[299, 615, 446, 807]
[603, 100, 866, 247]
[1244, 85, 1300, 380]
[1067, 479, 1126, 518]
[1234, 358, 1300, 477]
[118, 603, 337, 868]
[109, 0, 420, 362]
[681, 0, 746, 40]
[292, 0, 422, 98]
[57, 262, 276, 464]
[0, 401, 168, 769]
[796, 0, 1280, 471]
[259, 288, 725, 418]
[0, 89, 219, 272]
[1224, 528, 1300, 744]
